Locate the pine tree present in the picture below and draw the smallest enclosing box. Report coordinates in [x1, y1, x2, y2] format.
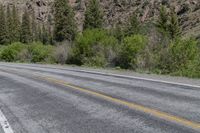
[36, 25, 42, 42]
[12, 5, 20, 42]
[84, 0, 103, 29]
[41, 24, 49, 44]
[54, 0, 77, 42]
[168, 8, 181, 39]
[20, 9, 32, 43]
[6, 5, 13, 44]
[31, 11, 37, 42]
[156, 6, 169, 35]
[0, 5, 8, 45]
[125, 12, 140, 36]
[47, 14, 54, 45]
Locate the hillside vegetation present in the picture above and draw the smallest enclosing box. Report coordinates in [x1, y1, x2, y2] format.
[0, 0, 199, 78]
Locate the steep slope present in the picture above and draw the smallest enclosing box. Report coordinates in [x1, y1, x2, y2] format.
[0, 0, 199, 37]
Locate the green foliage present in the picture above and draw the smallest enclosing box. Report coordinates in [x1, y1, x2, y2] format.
[41, 24, 49, 45]
[156, 6, 181, 40]
[0, 5, 9, 45]
[0, 42, 25, 62]
[11, 5, 21, 42]
[31, 11, 37, 42]
[168, 8, 181, 40]
[36, 25, 42, 42]
[73, 29, 118, 66]
[6, 5, 12, 44]
[54, 0, 77, 42]
[156, 6, 169, 36]
[20, 10, 32, 43]
[182, 54, 200, 78]
[158, 38, 199, 75]
[117, 34, 147, 69]
[0, 42, 54, 63]
[125, 13, 141, 36]
[28, 42, 54, 63]
[111, 24, 124, 42]
[0, 3, 199, 79]
[0, 45, 4, 53]
[83, 54, 107, 67]
[84, 0, 103, 29]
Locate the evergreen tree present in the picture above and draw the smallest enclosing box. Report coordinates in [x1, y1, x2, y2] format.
[84, 0, 103, 29]
[31, 11, 37, 42]
[6, 5, 13, 44]
[41, 24, 49, 44]
[0, 5, 8, 45]
[112, 23, 124, 42]
[156, 6, 169, 35]
[36, 25, 42, 42]
[12, 5, 21, 42]
[54, 0, 77, 42]
[47, 14, 54, 45]
[125, 12, 140, 36]
[20, 9, 32, 43]
[168, 8, 181, 39]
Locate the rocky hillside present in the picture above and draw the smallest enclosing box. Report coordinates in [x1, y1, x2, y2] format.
[0, 0, 200, 37]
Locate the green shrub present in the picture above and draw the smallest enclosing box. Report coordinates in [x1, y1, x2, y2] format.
[83, 54, 107, 67]
[175, 48, 200, 78]
[0, 42, 26, 62]
[0, 45, 5, 55]
[28, 42, 54, 63]
[158, 38, 199, 75]
[171, 38, 198, 69]
[73, 29, 118, 66]
[180, 59, 200, 78]
[117, 34, 147, 69]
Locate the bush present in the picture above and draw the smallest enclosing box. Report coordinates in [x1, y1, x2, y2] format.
[117, 34, 147, 69]
[52, 44, 72, 64]
[0, 45, 5, 55]
[73, 29, 118, 66]
[179, 55, 200, 78]
[158, 38, 199, 77]
[83, 54, 107, 67]
[28, 42, 54, 63]
[0, 42, 26, 62]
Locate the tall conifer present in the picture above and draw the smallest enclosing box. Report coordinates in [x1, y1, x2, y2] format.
[7, 5, 12, 43]
[156, 6, 169, 35]
[168, 8, 181, 39]
[54, 0, 77, 42]
[20, 9, 32, 43]
[42, 24, 49, 44]
[0, 5, 8, 45]
[125, 13, 140, 36]
[12, 5, 21, 42]
[84, 0, 103, 29]
[31, 11, 37, 42]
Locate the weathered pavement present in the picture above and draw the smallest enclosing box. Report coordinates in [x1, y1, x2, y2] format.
[0, 62, 200, 133]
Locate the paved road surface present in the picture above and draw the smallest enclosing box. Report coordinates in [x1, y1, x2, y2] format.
[0, 63, 200, 133]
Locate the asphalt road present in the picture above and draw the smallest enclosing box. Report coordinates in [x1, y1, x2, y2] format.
[0, 63, 200, 133]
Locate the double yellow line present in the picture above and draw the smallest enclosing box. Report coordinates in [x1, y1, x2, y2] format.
[40, 76, 200, 131]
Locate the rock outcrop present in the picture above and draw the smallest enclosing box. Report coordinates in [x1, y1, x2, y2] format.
[0, 0, 199, 37]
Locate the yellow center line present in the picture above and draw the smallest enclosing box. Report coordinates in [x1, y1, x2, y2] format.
[39, 76, 200, 131]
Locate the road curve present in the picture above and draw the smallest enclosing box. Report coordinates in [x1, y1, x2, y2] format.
[0, 63, 199, 133]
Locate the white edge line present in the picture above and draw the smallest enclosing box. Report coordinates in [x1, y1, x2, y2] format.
[1, 63, 200, 89]
[22, 63, 200, 89]
[0, 110, 14, 133]
[64, 69, 200, 89]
